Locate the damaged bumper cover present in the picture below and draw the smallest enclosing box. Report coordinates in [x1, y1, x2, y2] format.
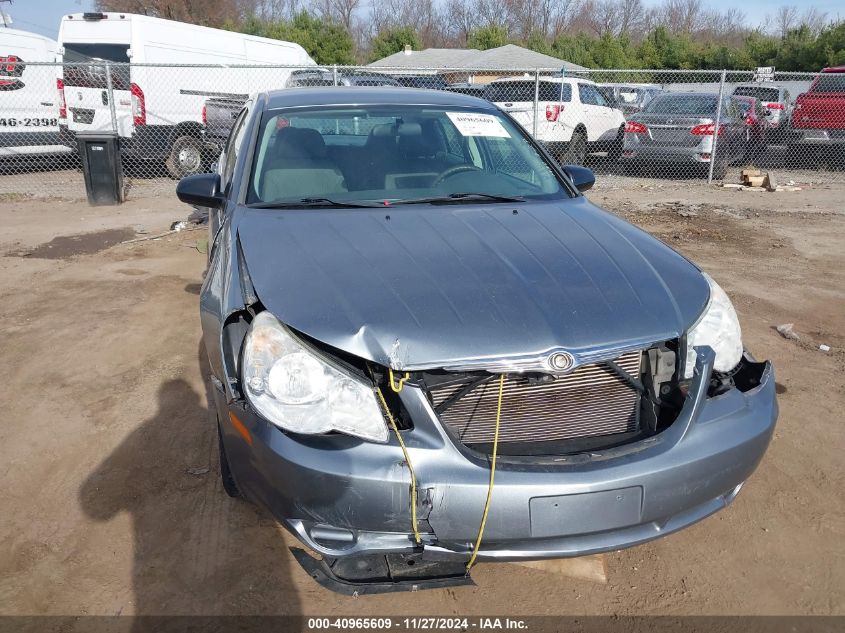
[215, 349, 778, 563]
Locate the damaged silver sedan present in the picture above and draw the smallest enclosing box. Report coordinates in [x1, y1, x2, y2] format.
[177, 87, 778, 593]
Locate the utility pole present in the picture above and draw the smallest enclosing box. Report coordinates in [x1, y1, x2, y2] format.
[0, 0, 12, 28]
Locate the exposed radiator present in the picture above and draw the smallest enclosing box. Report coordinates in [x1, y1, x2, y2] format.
[427, 351, 643, 446]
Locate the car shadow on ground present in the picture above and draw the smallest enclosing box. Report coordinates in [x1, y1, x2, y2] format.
[78, 342, 302, 625]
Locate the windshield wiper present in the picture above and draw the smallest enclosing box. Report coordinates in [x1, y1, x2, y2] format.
[389, 192, 526, 205]
[247, 197, 382, 209]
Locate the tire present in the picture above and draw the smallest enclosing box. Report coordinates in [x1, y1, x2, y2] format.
[165, 135, 205, 179]
[786, 144, 806, 168]
[711, 155, 729, 180]
[608, 126, 624, 162]
[563, 129, 587, 166]
[218, 425, 241, 498]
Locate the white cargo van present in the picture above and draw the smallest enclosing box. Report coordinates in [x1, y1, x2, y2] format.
[0, 28, 70, 158]
[57, 12, 316, 177]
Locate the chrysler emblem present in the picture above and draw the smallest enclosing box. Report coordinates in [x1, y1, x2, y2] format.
[548, 351, 575, 372]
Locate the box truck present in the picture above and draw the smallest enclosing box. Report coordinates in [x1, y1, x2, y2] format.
[57, 12, 316, 177]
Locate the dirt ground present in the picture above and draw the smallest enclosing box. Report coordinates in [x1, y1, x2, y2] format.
[0, 173, 843, 622]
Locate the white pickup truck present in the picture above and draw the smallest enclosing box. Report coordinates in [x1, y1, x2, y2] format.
[484, 76, 626, 164]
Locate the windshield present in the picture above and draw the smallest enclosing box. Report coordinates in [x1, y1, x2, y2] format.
[643, 94, 720, 115]
[248, 105, 567, 206]
[813, 74, 845, 93]
[484, 81, 572, 103]
[733, 86, 780, 102]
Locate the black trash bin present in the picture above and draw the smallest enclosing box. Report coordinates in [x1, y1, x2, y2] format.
[76, 133, 125, 205]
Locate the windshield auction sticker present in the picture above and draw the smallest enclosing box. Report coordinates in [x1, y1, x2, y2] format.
[446, 112, 510, 137]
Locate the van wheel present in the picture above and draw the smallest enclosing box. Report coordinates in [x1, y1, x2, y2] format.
[166, 135, 204, 179]
[218, 425, 241, 498]
[564, 130, 587, 166]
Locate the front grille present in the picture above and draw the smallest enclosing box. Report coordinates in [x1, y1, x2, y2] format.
[428, 351, 642, 446]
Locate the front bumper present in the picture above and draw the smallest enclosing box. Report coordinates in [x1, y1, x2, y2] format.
[216, 350, 777, 561]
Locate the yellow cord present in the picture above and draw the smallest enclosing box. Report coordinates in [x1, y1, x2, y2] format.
[375, 384, 422, 544]
[466, 373, 505, 573]
[389, 368, 410, 393]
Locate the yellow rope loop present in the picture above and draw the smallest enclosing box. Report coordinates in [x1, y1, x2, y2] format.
[374, 384, 422, 545]
[389, 368, 410, 393]
[466, 373, 506, 573]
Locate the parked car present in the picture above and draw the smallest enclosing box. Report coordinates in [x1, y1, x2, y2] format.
[731, 95, 770, 160]
[600, 83, 663, 116]
[393, 74, 449, 90]
[446, 83, 486, 98]
[0, 28, 72, 158]
[787, 66, 845, 161]
[483, 76, 626, 164]
[286, 69, 400, 88]
[731, 83, 792, 132]
[57, 11, 316, 178]
[176, 87, 777, 593]
[621, 92, 748, 178]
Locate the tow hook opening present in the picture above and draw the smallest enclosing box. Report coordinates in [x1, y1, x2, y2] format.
[291, 548, 474, 594]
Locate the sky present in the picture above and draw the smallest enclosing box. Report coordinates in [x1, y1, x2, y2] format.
[1, 0, 843, 40]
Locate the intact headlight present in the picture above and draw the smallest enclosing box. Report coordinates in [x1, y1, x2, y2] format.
[242, 311, 389, 443]
[684, 273, 743, 379]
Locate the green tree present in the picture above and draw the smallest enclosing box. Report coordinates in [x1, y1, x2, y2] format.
[551, 33, 596, 68]
[523, 31, 552, 56]
[590, 33, 634, 69]
[369, 27, 422, 62]
[467, 25, 509, 50]
[267, 12, 355, 65]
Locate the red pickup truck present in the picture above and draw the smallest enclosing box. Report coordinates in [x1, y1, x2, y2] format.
[789, 66, 845, 158]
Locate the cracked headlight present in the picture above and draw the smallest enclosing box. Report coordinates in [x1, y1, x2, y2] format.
[242, 311, 388, 443]
[684, 273, 743, 379]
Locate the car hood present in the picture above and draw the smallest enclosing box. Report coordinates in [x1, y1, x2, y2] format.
[237, 198, 709, 370]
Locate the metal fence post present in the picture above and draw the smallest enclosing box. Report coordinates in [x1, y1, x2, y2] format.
[707, 69, 727, 184]
[533, 69, 540, 140]
[104, 61, 119, 135]
[333, 64, 338, 86]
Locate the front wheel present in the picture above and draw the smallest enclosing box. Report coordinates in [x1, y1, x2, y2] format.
[165, 135, 205, 179]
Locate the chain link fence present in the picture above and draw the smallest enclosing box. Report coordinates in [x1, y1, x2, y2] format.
[1, 61, 843, 200]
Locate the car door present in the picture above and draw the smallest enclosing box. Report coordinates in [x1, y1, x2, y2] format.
[578, 82, 619, 142]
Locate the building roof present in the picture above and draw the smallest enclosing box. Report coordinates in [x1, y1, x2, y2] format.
[368, 48, 482, 70]
[368, 44, 586, 72]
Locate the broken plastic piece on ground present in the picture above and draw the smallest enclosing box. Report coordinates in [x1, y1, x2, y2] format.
[776, 323, 799, 341]
[290, 548, 474, 595]
[819, 344, 831, 352]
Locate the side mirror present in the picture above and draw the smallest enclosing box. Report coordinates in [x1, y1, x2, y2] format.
[564, 165, 595, 193]
[176, 173, 223, 208]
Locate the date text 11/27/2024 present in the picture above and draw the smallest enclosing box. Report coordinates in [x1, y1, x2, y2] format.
[306, 618, 529, 630]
